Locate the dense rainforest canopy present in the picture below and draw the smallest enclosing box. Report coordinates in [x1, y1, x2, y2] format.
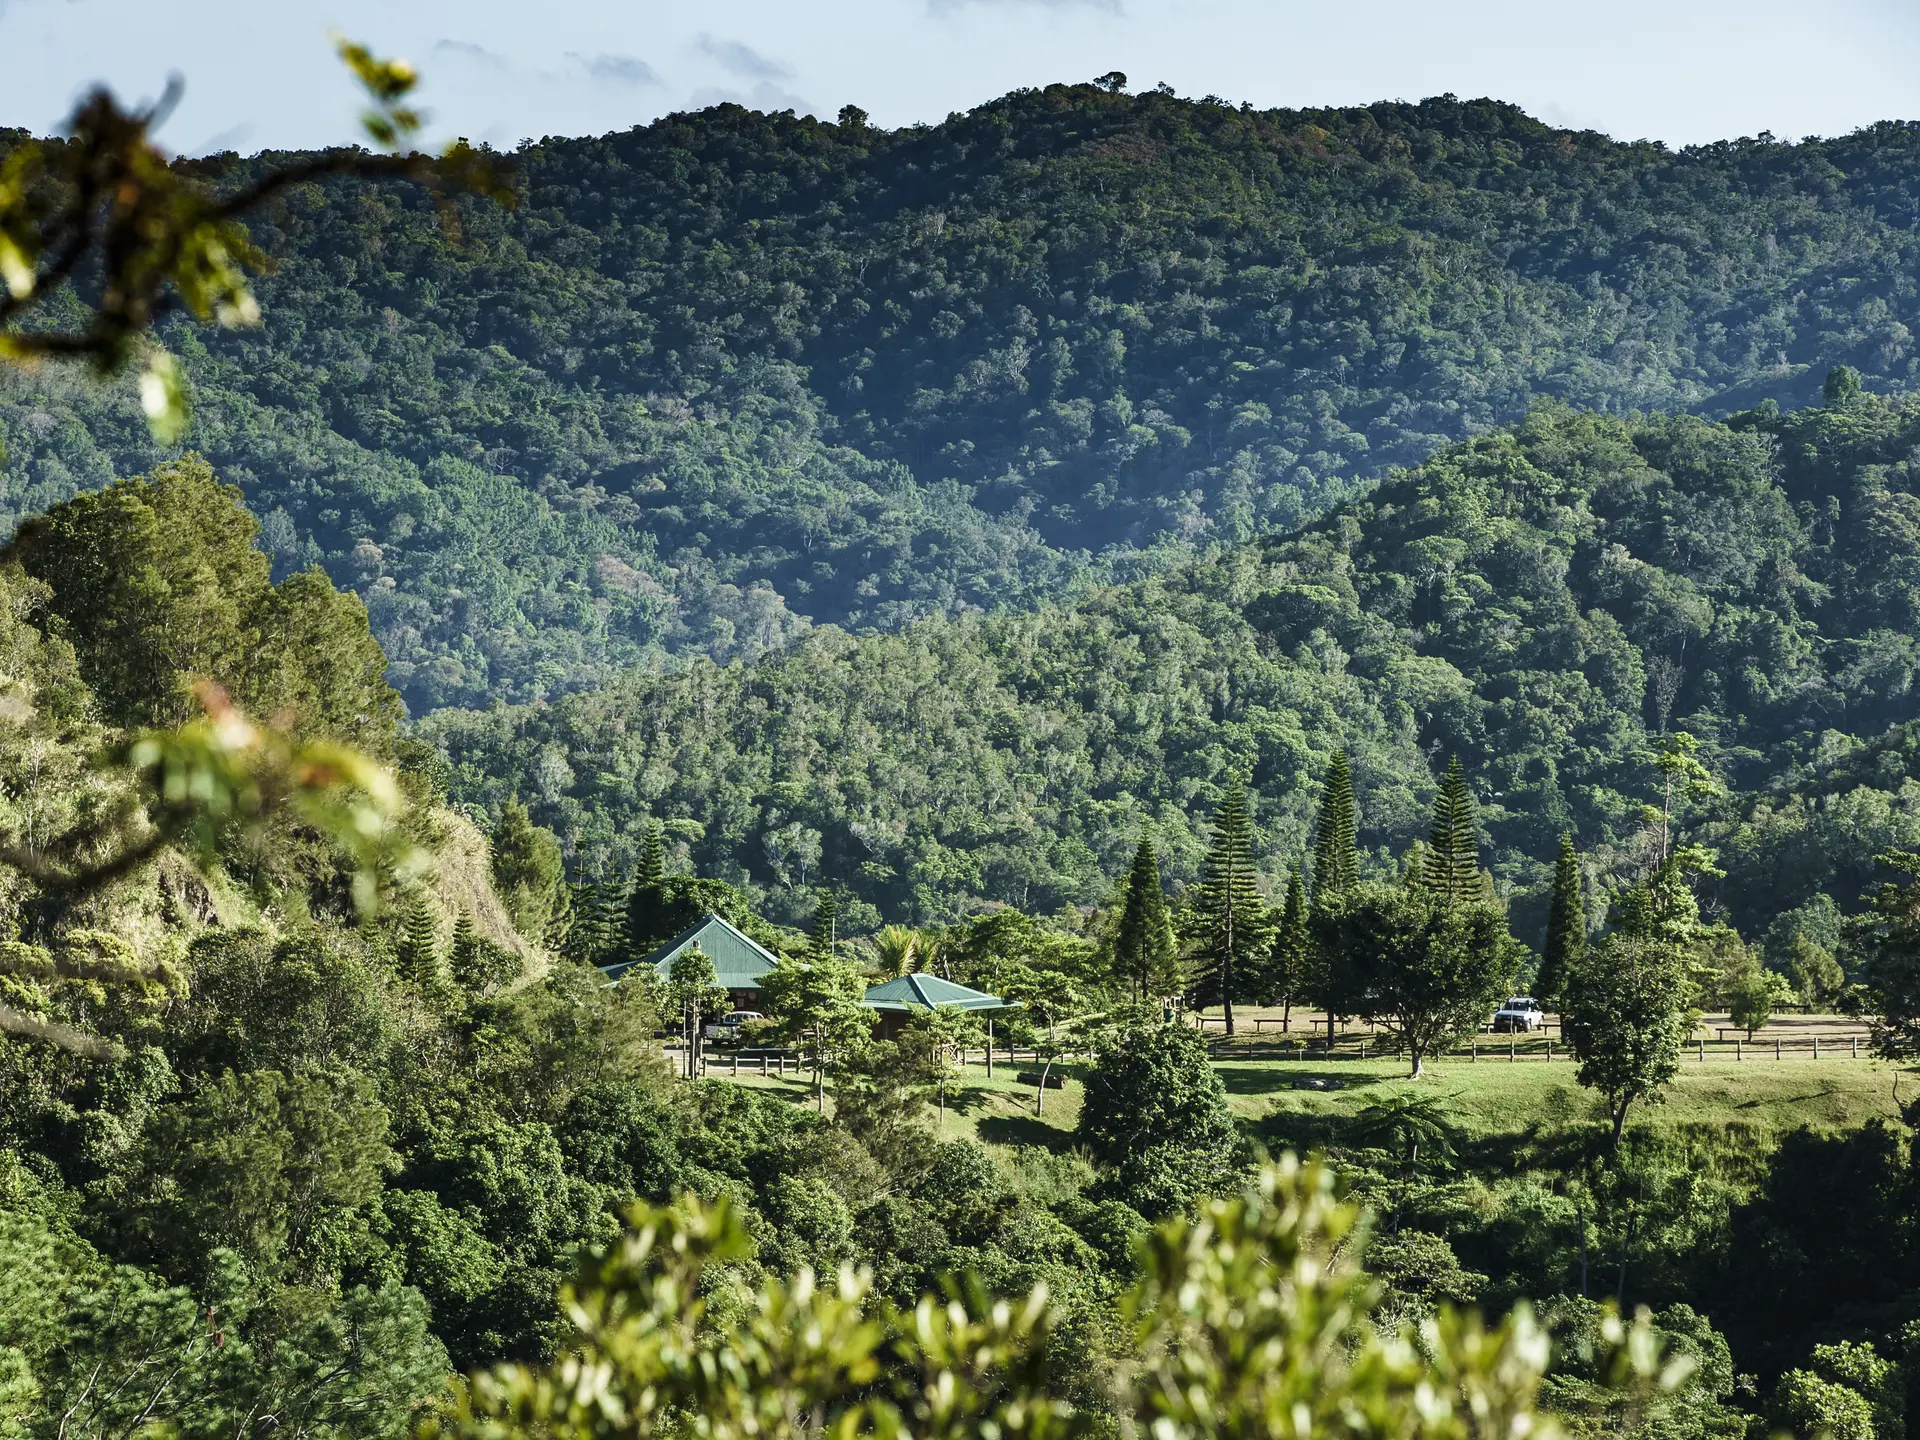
[426, 382, 1920, 947]
[11, 85, 1920, 710]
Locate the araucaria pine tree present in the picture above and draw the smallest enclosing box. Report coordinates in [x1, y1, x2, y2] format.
[1536, 832, 1584, 1008]
[1270, 861, 1309, 1029]
[637, 822, 666, 889]
[809, 890, 842, 962]
[1311, 751, 1359, 904]
[1309, 751, 1361, 1046]
[449, 910, 479, 988]
[1113, 836, 1180, 1001]
[1423, 757, 1482, 904]
[1188, 779, 1265, 1036]
[397, 894, 441, 987]
[625, 821, 676, 954]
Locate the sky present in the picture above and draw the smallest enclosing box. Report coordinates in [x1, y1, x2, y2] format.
[1, 0, 1918, 157]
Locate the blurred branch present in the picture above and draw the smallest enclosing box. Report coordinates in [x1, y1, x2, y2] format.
[0, 683, 421, 912]
[0, 36, 514, 439]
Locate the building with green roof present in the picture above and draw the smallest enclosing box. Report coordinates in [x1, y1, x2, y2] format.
[860, 973, 1012, 1035]
[600, 913, 779, 1005]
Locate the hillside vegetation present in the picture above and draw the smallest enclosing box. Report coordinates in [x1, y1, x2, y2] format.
[13, 87, 1920, 708]
[426, 381, 1920, 941]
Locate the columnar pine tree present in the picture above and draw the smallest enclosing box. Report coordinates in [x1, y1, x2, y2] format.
[809, 890, 841, 962]
[1422, 757, 1482, 904]
[637, 822, 666, 888]
[562, 878, 602, 965]
[625, 822, 675, 954]
[397, 895, 441, 987]
[1113, 836, 1179, 1002]
[595, 873, 632, 964]
[1536, 833, 1585, 1009]
[1188, 779, 1264, 1036]
[1311, 751, 1359, 903]
[1310, 751, 1360, 1045]
[449, 911, 479, 988]
[1271, 862, 1309, 1029]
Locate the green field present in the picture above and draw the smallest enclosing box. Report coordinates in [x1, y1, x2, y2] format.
[720, 1049, 1907, 1155]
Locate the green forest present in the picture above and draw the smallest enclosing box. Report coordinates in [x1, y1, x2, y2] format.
[15, 83, 1920, 710]
[12, 61, 1920, 1440]
[430, 377, 1920, 952]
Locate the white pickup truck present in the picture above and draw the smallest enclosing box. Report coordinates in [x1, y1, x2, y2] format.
[1490, 997, 1547, 1033]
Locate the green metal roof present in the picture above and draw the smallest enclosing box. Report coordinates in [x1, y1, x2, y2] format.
[861, 973, 1011, 1012]
[599, 913, 780, 988]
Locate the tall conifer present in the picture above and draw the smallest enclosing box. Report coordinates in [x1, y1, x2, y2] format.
[450, 910, 479, 987]
[1270, 861, 1309, 1028]
[637, 822, 666, 888]
[1189, 779, 1264, 1036]
[397, 894, 441, 987]
[809, 890, 841, 962]
[1311, 751, 1359, 903]
[1310, 751, 1361, 1047]
[1423, 757, 1481, 903]
[1537, 832, 1584, 1008]
[1113, 836, 1179, 1001]
[625, 821, 675, 954]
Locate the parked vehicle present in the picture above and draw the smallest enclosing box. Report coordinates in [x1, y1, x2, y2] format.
[704, 1010, 765, 1043]
[1490, 997, 1546, 1033]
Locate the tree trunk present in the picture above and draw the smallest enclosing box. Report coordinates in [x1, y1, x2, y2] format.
[1579, 1221, 1589, 1298]
[815, 1024, 825, 1114]
[986, 1019, 994, 1078]
[1610, 1098, 1628, 1153]
[1035, 1054, 1055, 1117]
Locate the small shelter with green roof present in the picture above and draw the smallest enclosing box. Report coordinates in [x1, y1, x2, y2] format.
[860, 973, 1012, 1036]
[600, 913, 779, 1006]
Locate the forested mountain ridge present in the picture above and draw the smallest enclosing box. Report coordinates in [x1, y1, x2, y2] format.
[12, 86, 1920, 710]
[423, 381, 1920, 945]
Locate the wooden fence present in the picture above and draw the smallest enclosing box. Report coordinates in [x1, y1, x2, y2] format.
[1190, 1031, 1877, 1063]
[664, 1043, 1091, 1079]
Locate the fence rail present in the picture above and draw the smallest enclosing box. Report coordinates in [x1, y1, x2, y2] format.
[665, 1042, 1092, 1079]
[1192, 1031, 1877, 1063]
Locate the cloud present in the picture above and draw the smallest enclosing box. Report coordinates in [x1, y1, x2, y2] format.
[432, 39, 510, 70]
[694, 34, 792, 79]
[570, 52, 662, 88]
[690, 80, 816, 116]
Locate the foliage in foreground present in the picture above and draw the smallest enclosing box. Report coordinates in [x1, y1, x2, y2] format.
[435, 1155, 1676, 1440]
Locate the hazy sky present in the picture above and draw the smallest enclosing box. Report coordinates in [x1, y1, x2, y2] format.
[2, 0, 1918, 157]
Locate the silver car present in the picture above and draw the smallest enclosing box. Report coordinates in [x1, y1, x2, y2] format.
[704, 1010, 764, 1043]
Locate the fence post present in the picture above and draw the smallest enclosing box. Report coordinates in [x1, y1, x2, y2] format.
[1854, 1035, 1859, 1059]
[1509, 1037, 1516, 1062]
[1471, 1038, 1477, 1062]
[732, 1053, 739, 1077]
[1813, 1036, 1820, 1059]
[1698, 1039, 1705, 1062]
[762, 1054, 769, 1076]
[1776, 1039, 1782, 1061]
[1545, 1038, 1552, 1061]
[1736, 1039, 1741, 1061]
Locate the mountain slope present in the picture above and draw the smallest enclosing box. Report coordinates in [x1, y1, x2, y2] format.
[422, 385, 1920, 941]
[14, 88, 1920, 710]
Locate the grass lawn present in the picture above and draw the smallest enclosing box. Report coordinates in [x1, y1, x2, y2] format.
[712, 1048, 1905, 1155]
[1223, 1053, 1904, 1142]
[721, 1057, 1088, 1146]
